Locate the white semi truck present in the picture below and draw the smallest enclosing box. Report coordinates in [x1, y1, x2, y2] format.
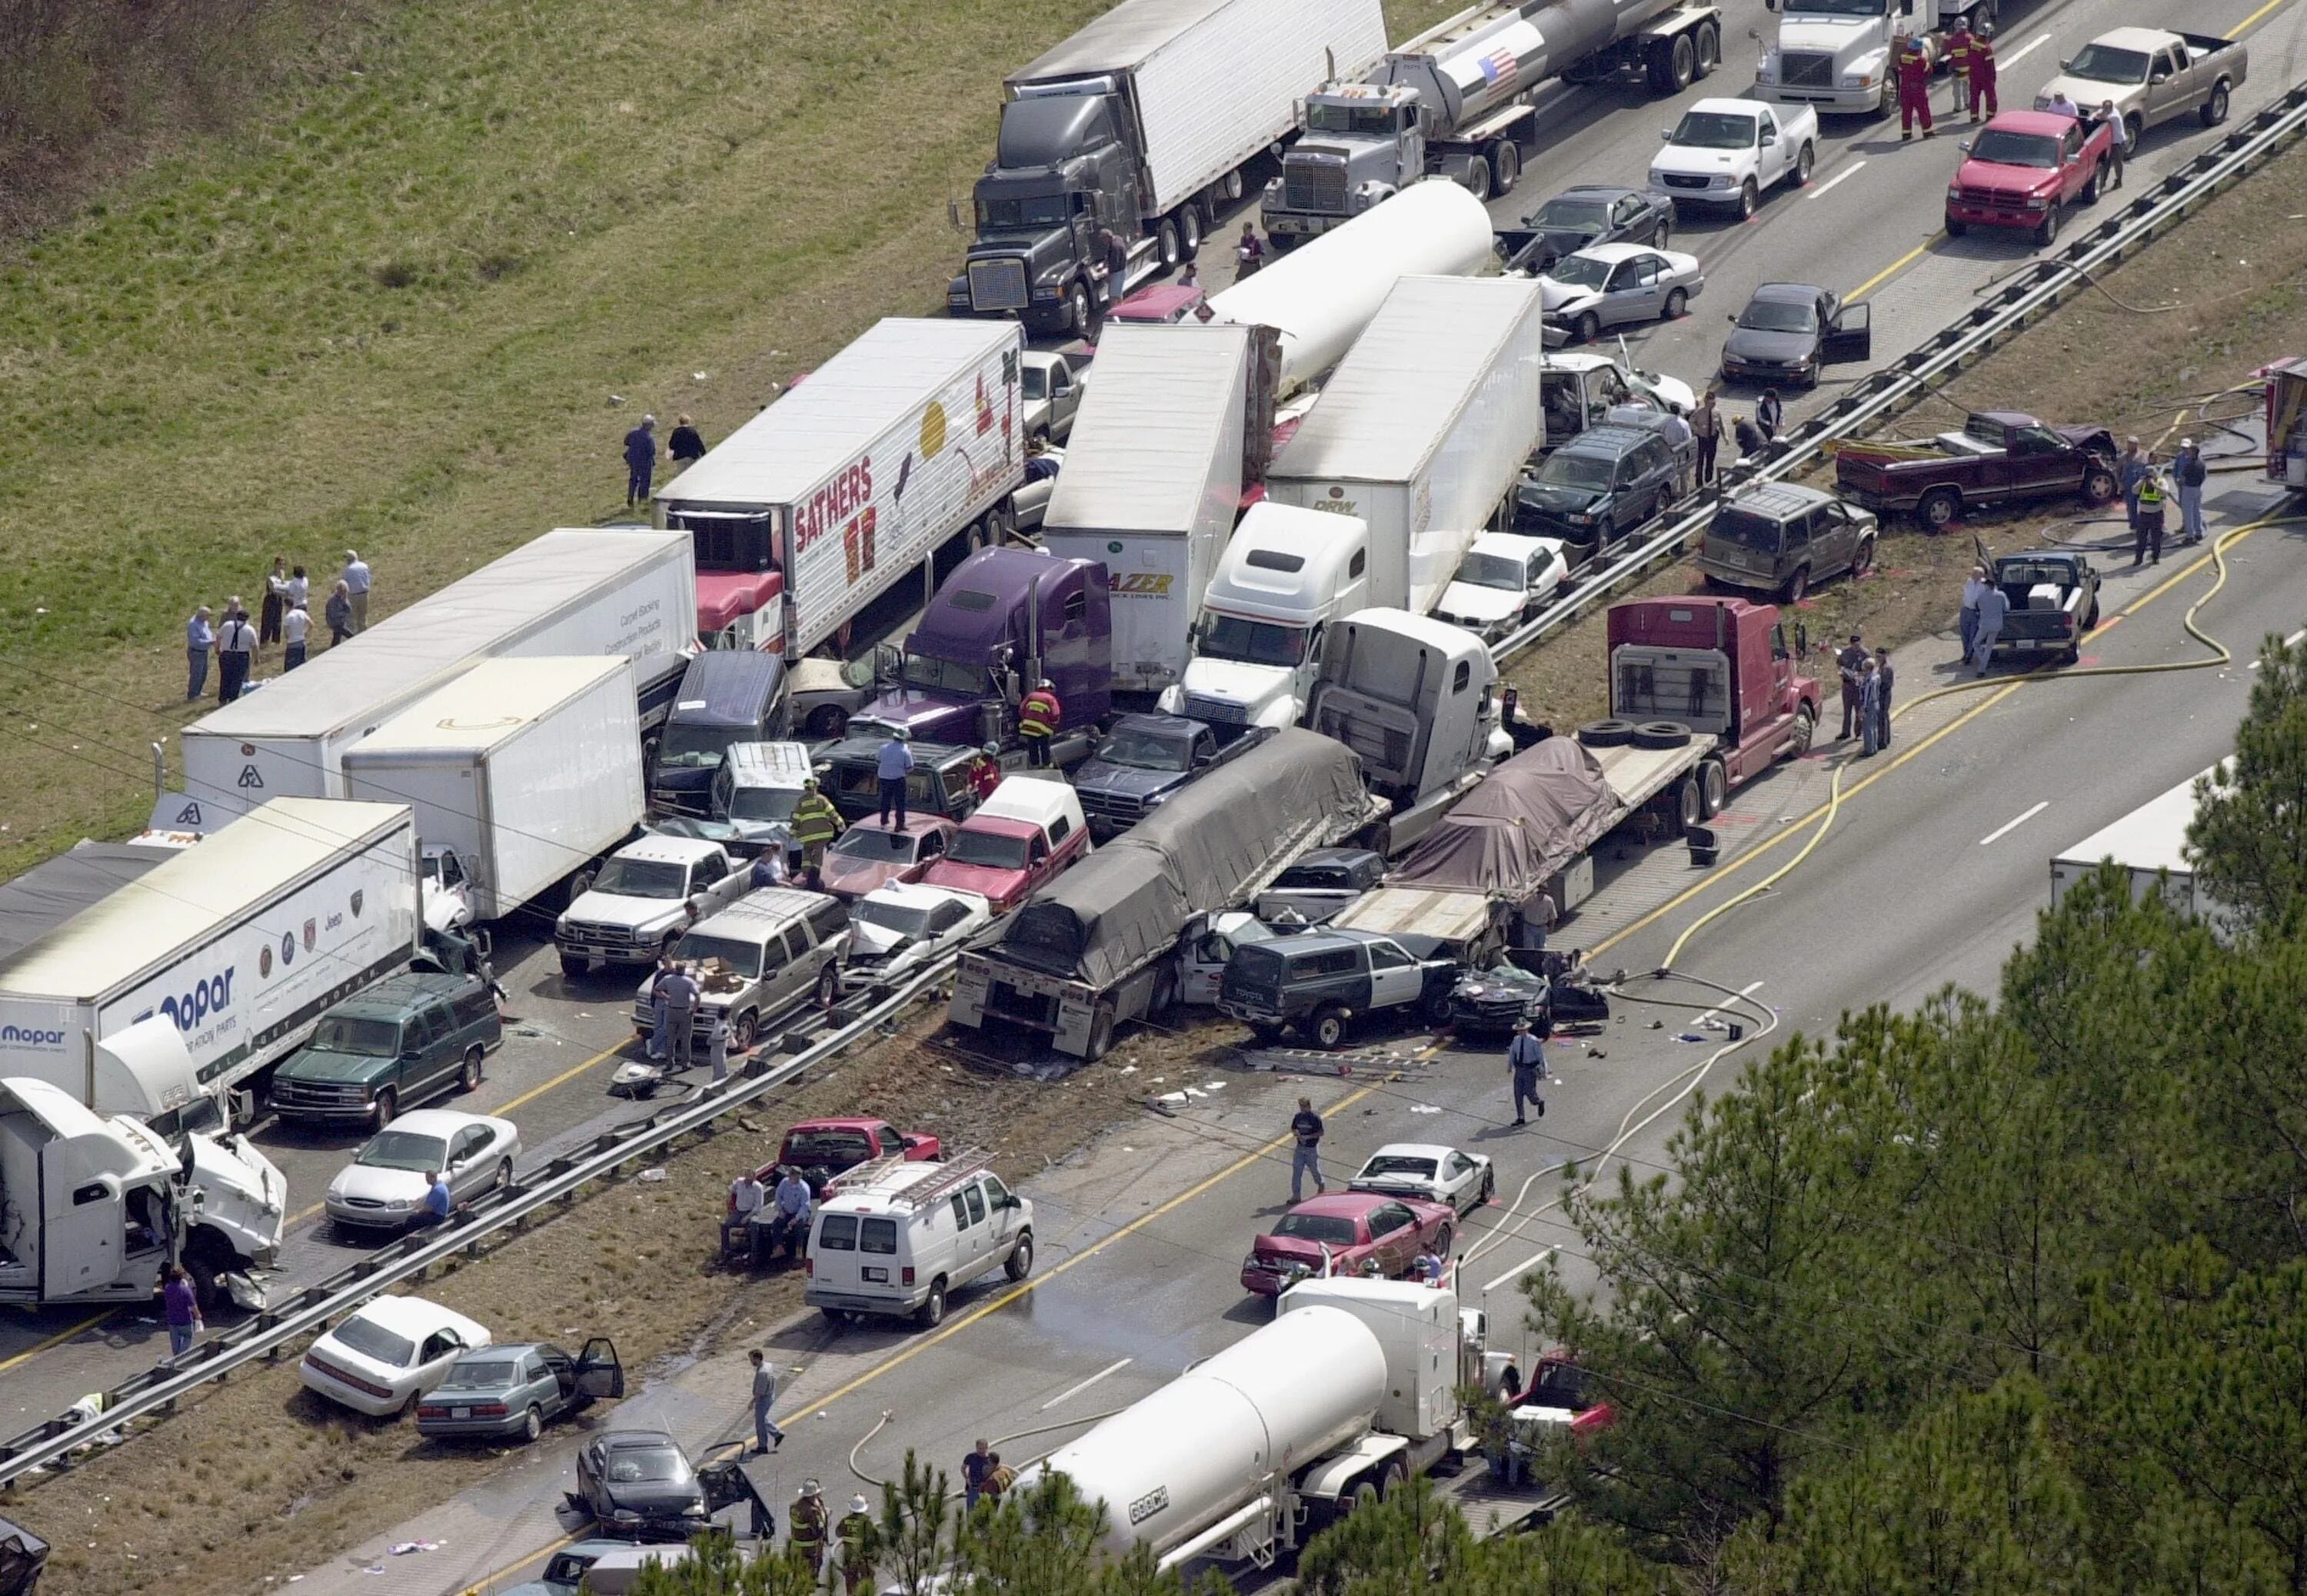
[655, 318, 1028, 660]
[1034, 1277, 1524, 1570]
[340, 657, 647, 925]
[0, 799, 422, 1116]
[1262, 0, 1726, 240]
[1751, 0, 2004, 117]
[178, 529, 693, 818]
[1207, 178, 1496, 398]
[1038, 321, 1277, 698]
[1265, 274, 1550, 619]
[2049, 761, 2230, 924]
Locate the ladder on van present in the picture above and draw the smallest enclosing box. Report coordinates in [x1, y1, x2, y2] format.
[841, 1149, 988, 1208]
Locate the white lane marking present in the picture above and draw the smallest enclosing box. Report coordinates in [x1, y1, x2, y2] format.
[2250, 627, 2305, 667]
[2002, 32, 2053, 68]
[1979, 800, 2049, 846]
[1483, 1246, 1558, 1295]
[1040, 1358, 1133, 1410]
[1694, 980, 1767, 1029]
[1807, 161, 1865, 200]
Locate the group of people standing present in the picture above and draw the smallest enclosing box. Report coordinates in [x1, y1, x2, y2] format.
[184, 551, 370, 703]
[1835, 632, 1898, 753]
[2119, 435, 2209, 567]
[1896, 21, 2001, 141]
[1688, 387, 1783, 488]
[621, 413, 709, 508]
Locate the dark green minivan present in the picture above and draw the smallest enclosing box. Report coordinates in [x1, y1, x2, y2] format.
[271, 973, 501, 1129]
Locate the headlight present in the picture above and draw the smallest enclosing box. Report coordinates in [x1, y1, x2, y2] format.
[2024, 195, 2049, 210]
[1948, 185, 1963, 199]
[554, 917, 571, 936]
[1710, 175, 1735, 189]
[1843, 71, 1878, 88]
[1568, 513, 1596, 525]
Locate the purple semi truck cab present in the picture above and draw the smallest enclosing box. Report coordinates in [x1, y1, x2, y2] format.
[861, 547, 1113, 757]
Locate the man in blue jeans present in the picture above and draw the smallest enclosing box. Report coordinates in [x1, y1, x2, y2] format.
[1509, 1019, 1547, 1126]
[162, 1265, 201, 1358]
[877, 730, 914, 830]
[1289, 1097, 1326, 1203]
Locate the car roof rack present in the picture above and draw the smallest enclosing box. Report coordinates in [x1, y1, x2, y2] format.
[840, 1149, 987, 1209]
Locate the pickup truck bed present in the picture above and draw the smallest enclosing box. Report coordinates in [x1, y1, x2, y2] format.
[1988, 552, 2101, 663]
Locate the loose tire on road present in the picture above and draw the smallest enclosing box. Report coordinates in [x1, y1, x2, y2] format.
[1578, 718, 1637, 747]
[1631, 721, 1694, 750]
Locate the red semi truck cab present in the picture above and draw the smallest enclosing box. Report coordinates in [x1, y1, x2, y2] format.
[1606, 595, 1820, 784]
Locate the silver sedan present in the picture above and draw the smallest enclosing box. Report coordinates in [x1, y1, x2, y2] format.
[1347, 1143, 1495, 1216]
[1538, 243, 1706, 347]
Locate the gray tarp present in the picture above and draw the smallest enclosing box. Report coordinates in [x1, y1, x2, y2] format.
[0, 842, 175, 963]
[994, 728, 1367, 988]
[1392, 736, 1620, 903]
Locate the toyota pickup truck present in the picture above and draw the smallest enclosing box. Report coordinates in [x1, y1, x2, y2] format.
[2036, 27, 2245, 153]
[1070, 715, 1273, 841]
[1983, 550, 2102, 666]
[1944, 110, 2119, 248]
[1835, 411, 2120, 530]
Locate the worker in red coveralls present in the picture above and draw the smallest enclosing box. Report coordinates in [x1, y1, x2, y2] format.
[1896, 35, 1936, 141]
[1966, 23, 1999, 121]
[1943, 21, 1976, 118]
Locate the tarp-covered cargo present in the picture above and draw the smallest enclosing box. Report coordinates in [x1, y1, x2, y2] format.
[994, 728, 1367, 989]
[1391, 736, 1619, 903]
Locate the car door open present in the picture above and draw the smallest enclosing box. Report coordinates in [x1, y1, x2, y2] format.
[578, 1337, 624, 1399]
[1822, 302, 1872, 364]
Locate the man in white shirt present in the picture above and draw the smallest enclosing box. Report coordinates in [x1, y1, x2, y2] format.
[285, 563, 310, 612]
[215, 603, 258, 703]
[729, 1168, 766, 1222]
[281, 600, 311, 672]
[341, 550, 373, 633]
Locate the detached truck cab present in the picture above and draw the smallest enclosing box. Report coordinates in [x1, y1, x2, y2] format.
[649, 652, 791, 817]
[1601, 595, 1821, 816]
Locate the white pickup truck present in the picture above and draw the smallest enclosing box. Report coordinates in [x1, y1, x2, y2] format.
[2036, 28, 2244, 154]
[1650, 97, 1817, 219]
[554, 835, 752, 976]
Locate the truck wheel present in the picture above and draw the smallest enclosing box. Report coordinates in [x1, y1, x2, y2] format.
[2082, 464, 2119, 504]
[1311, 1006, 1348, 1051]
[1631, 721, 1693, 750]
[1463, 155, 1493, 201]
[559, 951, 588, 979]
[459, 1046, 484, 1093]
[1917, 487, 1962, 532]
[2202, 81, 2230, 127]
[1065, 282, 1090, 339]
[1851, 534, 1876, 576]
[1694, 20, 1719, 77]
[1005, 1230, 1035, 1282]
[1149, 966, 1180, 1022]
[1787, 705, 1817, 760]
[1576, 311, 1602, 346]
[815, 963, 841, 1009]
[1700, 758, 1727, 818]
[2033, 202, 2060, 248]
[2083, 597, 2101, 630]
[183, 1251, 221, 1313]
[1249, 1023, 1284, 1048]
[916, 1278, 947, 1328]
[2082, 159, 2106, 204]
[1577, 718, 1636, 747]
[804, 703, 849, 739]
[2124, 113, 2143, 152]
[1677, 774, 1705, 833]
[1490, 140, 1520, 197]
[1794, 142, 1815, 188]
[1420, 987, 1454, 1030]
[1156, 216, 1181, 272]
[1179, 200, 1203, 259]
[1736, 178, 1759, 220]
[1945, 214, 1968, 238]
[731, 1009, 759, 1051]
[1780, 565, 1809, 604]
[371, 1087, 398, 1132]
[1084, 1008, 1115, 1062]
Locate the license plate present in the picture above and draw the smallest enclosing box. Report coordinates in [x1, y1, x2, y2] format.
[452, 1407, 471, 1419]
[864, 1267, 888, 1282]
[2015, 640, 2036, 650]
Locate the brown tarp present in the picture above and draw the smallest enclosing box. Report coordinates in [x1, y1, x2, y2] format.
[1391, 736, 1619, 903]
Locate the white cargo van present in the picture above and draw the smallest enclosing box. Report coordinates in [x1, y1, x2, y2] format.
[804, 1156, 1033, 1328]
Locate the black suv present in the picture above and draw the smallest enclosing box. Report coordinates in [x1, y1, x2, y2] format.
[1217, 929, 1458, 1050]
[1516, 425, 1683, 556]
[271, 973, 501, 1129]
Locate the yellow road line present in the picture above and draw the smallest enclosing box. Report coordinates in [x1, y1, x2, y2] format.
[1849, 234, 1942, 303]
[488, 1039, 625, 1117]
[0, 1308, 114, 1375]
[2227, 0, 2294, 38]
[1589, 529, 2252, 959]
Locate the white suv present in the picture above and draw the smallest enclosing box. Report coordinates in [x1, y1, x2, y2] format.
[555, 835, 750, 975]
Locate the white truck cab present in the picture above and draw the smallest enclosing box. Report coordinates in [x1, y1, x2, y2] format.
[555, 835, 750, 975]
[804, 1155, 1034, 1328]
[1161, 503, 1372, 736]
[1753, 0, 1913, 116]
[709, 740, 815, 857]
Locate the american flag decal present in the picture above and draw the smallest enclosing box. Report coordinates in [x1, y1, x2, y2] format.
[1477, 47, 1520, 85]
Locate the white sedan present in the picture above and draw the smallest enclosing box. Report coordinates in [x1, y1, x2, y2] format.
[299, 1295, 491, 1416]
[1433, 533, 1571, 643]
[324, 1109, 522, 1234]
[1537, 243, 1706, 347]
[1347, 1143, 1495, 1216]
[841, 883, 994, 988]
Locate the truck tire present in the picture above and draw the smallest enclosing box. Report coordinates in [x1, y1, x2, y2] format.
[2082, 464, 2119, 504]
[1695, 20, 1720, 77]
[1065, 282, 1091, 339]
[1787, 704, 1817, 760]
[1149, 966, 1180, 1022]
[804, 703, 849, 739]
[1851, 534, 1876, 576]
[459, 1046, 484, 1093]
[1781, 564, 1809, 603]
[1179, 200, 1203, 259]
[1311, 1005, 1348, 1051]
[1945, 214, 1968, 238]
[1005, 1230, 1035, 1282]
[1084, 1007, 1115, 1062]
[1736, 178, 1759, 220]
[731, 1009, 759, 1052]
[1489, 140, 1520, 197]
[1794, 142, 1815, 188]
[1677, 773, 1705, 833]
[559, 950, 588, 978]
[2202, 81, 2231, 127]
[1463, 154, 1493, 201]
[1249, 1023, 1284, 1048]
[371, 1087, 398, 1132]
[1631, 721, 1693, 750]
[1577, 718, 1636, 747]
[1420, 986, 1454, 1030]
[2033, 201, 2060, 248]
[2124, 112, 2144, 152]
[1156, 216, 1181, 272]
[916, 1279, 947, 1328]
[815, 963, 841, 1009]
[1700, 758, 1728, 819]
[1916, 487, 1962, 532]
[2082, 158, 2106, 204]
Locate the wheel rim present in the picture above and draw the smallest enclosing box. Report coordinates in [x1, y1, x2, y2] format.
[1853, 537, 1874, 574]
[1741, 181, 1757, 218]
[1157, 218, 1180, 271]
[497, 1159, 511, 1191]
[1181, 204, 1201, 255]
[1317, 1016, 1343, 1048]
[375, 1090, 395, 1129]
[733, 1013, 757, 1050]
[464, 1050, 482, 1089]
[1673, 35, 1694, 88]
[1666, 288, 1686, 320]
[1467, 158, 1491, 201]
[1793, 709, 1816, 755]
[1579, 313, 1600, 344]
[1699, 25, 1719, 69]
[1925, 494, 1956, 528]
[525, 1407, 542, 1440]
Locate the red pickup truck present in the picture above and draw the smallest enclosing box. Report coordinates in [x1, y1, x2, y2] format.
[1945, 110, 2120, 247]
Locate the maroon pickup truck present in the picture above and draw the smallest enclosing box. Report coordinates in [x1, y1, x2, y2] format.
[1836, 411, 2120, 532]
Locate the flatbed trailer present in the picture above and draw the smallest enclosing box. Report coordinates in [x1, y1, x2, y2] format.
[1586, 734, 1720, 825]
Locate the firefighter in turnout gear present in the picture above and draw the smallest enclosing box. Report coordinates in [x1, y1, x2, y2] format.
[1896, 35, 1936, 141]
[790, 778, 844, 869]
[1019, 678, 1061, 770]
[790, 1481, 830, 1574]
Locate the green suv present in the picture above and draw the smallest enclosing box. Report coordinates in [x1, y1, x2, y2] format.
[271, 973, 502, 1129]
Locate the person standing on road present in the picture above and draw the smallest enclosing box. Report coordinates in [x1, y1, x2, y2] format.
[962, 1440, 997, 1513]
[791, 777, 844, 869]
[1896, 35, 1936, 141]
[876, 729, 914, 830]
[162, 1265, 201, 1358]
[260, 556, 288, 653]
[750, 1348, 784, 1455]
[2176, 438, 2208, 545]
[1859, 657, 1886, 756]
[1968, 24, 2000, 119]
[215, 603, 258, 704]
[707, 1010, 731, 1082]
[1289, 1097, 1326, 1204]
[623, 414, 659, 508]
[1944, 20, 1976, 119]
[659, 963, 701, 1069]
[1691, 390, 1722, 485]
[185, 606, 215, 701]
[1234, 222, 1265, 280]
[668, 414, 707, 471]
[281, 596, 311, 673]
[1959, 564, 1989, 663]
[340, 551, 371, 633]
[1972, 580, 2010, 675]
[1871, 646, 1896, 752]
[837, 1495, 878, 1595]
[1019, 679, 1062, 769]
[1756, 388, 1784, 442]
[646, 956, 676, 1062]
[791, 1482, 830, 1576]
[1836, 632, 1867, 740]
[1509, 1018, 1546, 1126]
[2135, 469, 2168, 567]
[2119, 435, 2152, 530]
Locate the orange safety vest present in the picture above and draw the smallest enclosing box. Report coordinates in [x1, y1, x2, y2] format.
[1019, 690, 1060, 738]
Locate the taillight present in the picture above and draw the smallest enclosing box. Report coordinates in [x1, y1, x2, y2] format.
[305, 1353, 394, 1401]
[902, 1266, 916, 1285]
[804, 1258, 814, 1276]
[417, 1405, 447, 1420]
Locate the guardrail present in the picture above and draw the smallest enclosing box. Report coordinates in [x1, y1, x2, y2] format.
[0, 956, 961, 1489]
[1486, 78, 2307, 671]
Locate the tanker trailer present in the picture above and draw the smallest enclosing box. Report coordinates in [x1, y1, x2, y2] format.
[1263, 0, 1726, 243]
[1207, 179, 1494, 397]
[1031, 1281, 1494, 1571]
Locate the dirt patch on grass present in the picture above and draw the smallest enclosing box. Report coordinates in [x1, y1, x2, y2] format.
[21, 998, 1243, 1596]
[1505, 134, 2307, 725]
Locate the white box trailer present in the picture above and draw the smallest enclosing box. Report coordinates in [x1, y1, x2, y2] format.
[1265, 275, 1547, 617]
[0, 799, 421, 1105]
[2050, 761, 2229, 923]
[179, 530, 694, 817]
[654, 318, 1027, 660]
[1041, 323, 1255, 694]
[341, 657, 646, 923]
